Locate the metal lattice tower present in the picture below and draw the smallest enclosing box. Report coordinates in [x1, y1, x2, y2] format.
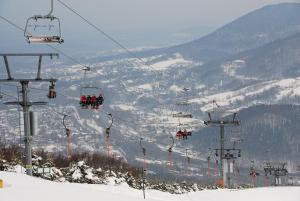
[0, 53, 58, 176]
[204, 105, 240, 187]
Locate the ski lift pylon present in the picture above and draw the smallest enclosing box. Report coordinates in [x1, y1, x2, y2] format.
[24, 0, 64, 44]
[167, 136, 175, 171]
[185, 149, 192, 174]
[62, 114, 71, 160]
[105, 113, 113, 158]
[139, 138, 147, 173]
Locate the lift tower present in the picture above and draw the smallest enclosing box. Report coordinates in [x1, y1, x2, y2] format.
[204, 111, 239, 186]
[0, 53, 58, 176]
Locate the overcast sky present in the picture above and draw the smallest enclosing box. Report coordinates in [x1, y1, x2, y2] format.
[0, 0, 299, 54]
[1, 0, 298, 28]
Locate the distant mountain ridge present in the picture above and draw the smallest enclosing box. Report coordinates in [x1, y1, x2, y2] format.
[164, 3, 300, 62]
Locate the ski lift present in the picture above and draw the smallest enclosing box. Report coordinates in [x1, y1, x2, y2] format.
[80, 85, 104, 109]
[63, 114, 71, 160]
[207, 148, 213, 177]
[176, 124, 192, 140]
[207, 148, 220, 177]
[139, 138, 147, 172]
[172, 112, 193, 118]
[185, 149, 192, 174]
[249, 161, 260, 186]
[140, 138, 146, 157]
[63, 114, 71, 137]
[104, 113, 113, 158]
[47, 81, 56, 99]
[24, 0, 64, 44]
[167, 136, 175, 171]
[168, 136, 174, 153]
[79, 67, 104, 109]
[105, 113, 113, 138]
[176, 129, 192, 140]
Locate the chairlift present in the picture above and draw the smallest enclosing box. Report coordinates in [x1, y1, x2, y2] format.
[167, 136, 175, 171]
[63, 114, 71, 160]
[104, 113, 113, 158]
[176, 123, 192, 140]
[105, 113, 113, 138]
[24, 0, 64, 44]
[140, 138, 146, 157]
[79, 67, 104, 109]
[139, 138, 147, 174]
[172, 112, 193, 118]
[207, 148, 218, 177]
[79, 85, 104, 109]
[47, 81, 57, 99]
[168, 136, 175, 153]
[63, 114, 71, 137]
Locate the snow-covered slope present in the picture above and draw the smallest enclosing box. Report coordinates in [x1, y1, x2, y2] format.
[1, 172, 300, 201]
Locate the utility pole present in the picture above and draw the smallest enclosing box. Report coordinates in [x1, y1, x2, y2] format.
[204, 109, 239, 187]
[0, 53, 58, 176]
[141, 167, 146, 199]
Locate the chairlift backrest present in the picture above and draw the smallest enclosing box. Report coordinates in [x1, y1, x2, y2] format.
[24, 0, 64, 44]
[80, 85, 102, 96]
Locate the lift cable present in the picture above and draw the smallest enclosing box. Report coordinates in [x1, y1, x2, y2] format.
[56, 0, 165, 115]
[56, 0, 158, 72]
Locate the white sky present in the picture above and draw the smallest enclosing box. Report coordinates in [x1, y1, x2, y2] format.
[0, 0, 299, 54]
[0, 0, 298, 29]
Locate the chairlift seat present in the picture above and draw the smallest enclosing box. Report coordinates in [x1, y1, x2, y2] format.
[26, 35, 64, 44]
[79, 86, 104, 110]
[24, 14, 64, 44]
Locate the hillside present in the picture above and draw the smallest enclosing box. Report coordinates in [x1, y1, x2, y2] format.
[167, 3, 300, 62]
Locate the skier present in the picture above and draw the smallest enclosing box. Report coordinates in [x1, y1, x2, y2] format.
[97, 93, 104, 106]
[86, 95, 91, 107]
[80, 95, 87, 108]
[91, 95, 97, 109]
[177, 130, 183, 140]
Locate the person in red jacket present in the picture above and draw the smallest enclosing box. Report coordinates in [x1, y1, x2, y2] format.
[91, 95, 97, 109]
[80, 95, 87, 108]
[177, 130, 183, 140]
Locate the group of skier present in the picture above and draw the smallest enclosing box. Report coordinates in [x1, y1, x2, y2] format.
[176, 129, 192, 140]
[80, 94, 104, 109]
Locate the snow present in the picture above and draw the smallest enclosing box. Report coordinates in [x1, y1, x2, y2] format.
[169, 84, 183, 93]
[136, 84, 153, 91]
[189, 77, 300, 112]
[85, 119, 102, 133]
[111, 104, 137, 111]
[1, 172, 300, 201]
[72, 169, 82, 180]
[135, 157, 164, 165]
[222, 60, 258, 81]
[139, 53, 194, 71]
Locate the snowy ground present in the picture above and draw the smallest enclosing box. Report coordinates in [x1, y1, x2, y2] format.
[1, 172, 300, 201]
